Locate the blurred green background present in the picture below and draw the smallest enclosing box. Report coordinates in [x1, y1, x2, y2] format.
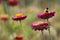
[0, 0, 60, 40]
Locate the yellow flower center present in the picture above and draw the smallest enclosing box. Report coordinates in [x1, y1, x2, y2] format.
[1, 15, 8, 18]
[37, 21, 44, 24]
[16, 13, 23, 17]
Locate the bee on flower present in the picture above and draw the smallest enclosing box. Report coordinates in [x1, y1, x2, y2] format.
[37, 8, 55, 19]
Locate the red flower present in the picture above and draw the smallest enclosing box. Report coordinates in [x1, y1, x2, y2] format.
[14, 35, 23, 40]
[7, 0, 18, 6]
[12, 13, 27, 21]
[0, 0, 2, 3]
[32, 22, 48, 31]
[0, 14, 8, 21]
[37, 8, 55, 19]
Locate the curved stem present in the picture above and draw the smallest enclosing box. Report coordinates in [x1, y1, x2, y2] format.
[2, 2, 10, 15]
[19, 20, 25, 34]
[2, 2, 7, 14]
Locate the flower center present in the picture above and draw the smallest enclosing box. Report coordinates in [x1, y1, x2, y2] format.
[37, 22, 44, 24]
[16, 13, 23, 17]
[1, 15, 8, 18]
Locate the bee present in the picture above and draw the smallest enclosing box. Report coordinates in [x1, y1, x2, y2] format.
[43, 8, 49, 14]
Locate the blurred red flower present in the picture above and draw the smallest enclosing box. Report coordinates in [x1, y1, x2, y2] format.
[14, 35, 23, 40]
[0, 0, 2, 3]
[0, 14, 8, 21]
[7, 0, 18, 6]
[32, 22, 48, 31]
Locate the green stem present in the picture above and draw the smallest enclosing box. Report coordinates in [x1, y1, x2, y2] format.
[41, 30, 44, 40]
[20, 20, 22, 29]
[16, 20, 23, 35]
[2, 2, 7, 14]
[2, 2, 10, 14]
[47, 19, 52, 40]
[48, 28, 52, 40]
[19, 20, 25, 34]
[19, 20, 23, 34]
